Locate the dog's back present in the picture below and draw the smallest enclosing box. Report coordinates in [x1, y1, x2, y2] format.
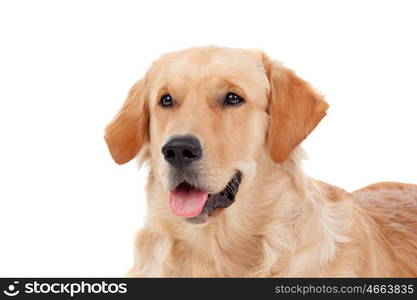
[353, 182, 417, 275]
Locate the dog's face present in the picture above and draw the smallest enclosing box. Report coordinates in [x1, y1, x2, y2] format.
[105, 47, 328, 224]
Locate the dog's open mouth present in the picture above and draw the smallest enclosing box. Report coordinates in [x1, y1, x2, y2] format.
[169, 172, 242, 223]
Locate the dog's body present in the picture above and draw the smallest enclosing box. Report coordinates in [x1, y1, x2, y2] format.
[105, 46, 417, 277]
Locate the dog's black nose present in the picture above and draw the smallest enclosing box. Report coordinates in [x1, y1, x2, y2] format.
[161, 135, 202, 167]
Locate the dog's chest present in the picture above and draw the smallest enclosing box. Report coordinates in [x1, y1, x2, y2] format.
[161, 236, 268, 277]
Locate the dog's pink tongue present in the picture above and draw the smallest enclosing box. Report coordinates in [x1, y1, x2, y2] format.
[169, 188, 208, 218]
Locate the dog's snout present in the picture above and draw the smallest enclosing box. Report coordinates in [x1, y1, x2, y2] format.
[162, 135, 202, 167]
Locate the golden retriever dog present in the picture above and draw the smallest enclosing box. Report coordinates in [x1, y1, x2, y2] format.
[105, 46, 417, 277]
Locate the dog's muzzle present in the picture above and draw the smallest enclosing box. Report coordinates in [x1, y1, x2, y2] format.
[162, 135, 242, 224]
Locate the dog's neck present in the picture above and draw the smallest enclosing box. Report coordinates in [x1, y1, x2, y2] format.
[205, 148, 355, 276]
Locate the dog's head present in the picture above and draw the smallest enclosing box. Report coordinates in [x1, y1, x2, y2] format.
[105, 46, 328, 224]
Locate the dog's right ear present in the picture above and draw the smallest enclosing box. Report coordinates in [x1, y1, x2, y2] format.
[104, 79, 149, 164]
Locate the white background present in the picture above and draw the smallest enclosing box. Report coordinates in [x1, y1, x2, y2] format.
[0, 0, 416, 276]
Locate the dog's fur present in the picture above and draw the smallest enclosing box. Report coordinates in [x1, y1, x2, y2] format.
[105, 46, 417, 277]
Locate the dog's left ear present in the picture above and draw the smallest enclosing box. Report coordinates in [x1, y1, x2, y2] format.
[262, 54, 329, 163]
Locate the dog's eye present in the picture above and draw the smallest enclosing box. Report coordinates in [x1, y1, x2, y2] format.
[223, 93, 244, 106]
[160, 94, 173, 107]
